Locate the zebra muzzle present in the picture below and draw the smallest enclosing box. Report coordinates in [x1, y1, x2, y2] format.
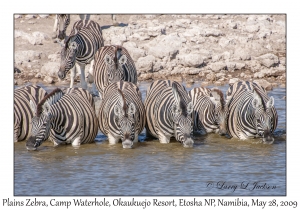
[26, 136, 38, 151]
[58, 71, 66, 79]
[183, 138, 194, 148]
[122, 139, 133, 149]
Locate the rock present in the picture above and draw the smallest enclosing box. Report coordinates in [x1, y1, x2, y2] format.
[234, 48, 251, 60]
[15, 79, 24, 86]
[110, 34, 127, 45]
[206, 72, 216, 81]
[201, 81, 210, 87]
[177, 53, 204, 67]
[244, 24, 260, 33]
[41, 62, 60, 77]
[210, 62, 227, 72]
[235, 62, 246, 70]
[136, 55, 156, 73]
[186, 68, 202, 75]
[257, 53, 279, 68]
[39, 15, 49, 18]
[123, 41, 138, 49]
[253, 79, 272, 91]
[14, 15, 22, 19]
[138, 73, 153, 80]
[212, 54, 222, 62]
[229, 78, 240, 85]
[15, 50, 42, 65]
[48, 53, 61, 62]
[125, 47, 145, 62]
[43, 76, 54, 84]
[25, 15, 37, 20]
[153, 62, 164, 72]
[226, 62, 236, 72]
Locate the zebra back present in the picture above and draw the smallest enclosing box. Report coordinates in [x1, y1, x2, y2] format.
[226, 81, 278, 140]
[14, 85, 47, 142]
[98, 81, 145, 147]
[93, 45, 137, 96]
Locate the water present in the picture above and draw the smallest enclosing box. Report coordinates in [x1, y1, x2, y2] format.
[14, 80, 286, 196]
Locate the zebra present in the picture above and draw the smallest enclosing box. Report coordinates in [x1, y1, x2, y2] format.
[52, 14, 90, 40]
[98, 80, 145, 148]
[226, 81, 278, 143]
[58, 19, 104, 96]
[93, 45, 137, 97]
[26, 87, 99, 150]
[14, 85, 48, 142]
[144, 80, 194, 147]
[188, 87, 228, 136]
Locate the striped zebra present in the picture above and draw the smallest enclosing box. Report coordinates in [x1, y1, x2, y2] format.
[14, 85, 48, 142]
[26, 87, 98, 150]
[58, 19, 104, 95]
[189, 87, 228, 135]
[52, 14, 90, 40]
[226, 81, 278, 143]
[98, 80, 145, 148]
[93, 45, 137, 97]
[144, 80, 194, 147]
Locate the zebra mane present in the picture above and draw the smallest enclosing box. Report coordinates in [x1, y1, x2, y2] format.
[211, 88, 225, 109]
[253, 87, 267, 111]
[36, 88, 64, 117]
[117, 88, 128, 113]
[114, 45, 123, 69]
[172, 82, 188, 116]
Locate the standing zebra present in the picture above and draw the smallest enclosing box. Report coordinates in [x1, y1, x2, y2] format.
[93, 45, 137, 97]
[98, 81, 145, 148]
[144, 80, 194, 147]
[52, 14, 90, 40]
[188, 87, 228, 136]
[226, 81, 278, 143]
[26, 88, 98, 150]
[14, 85, 48, 142]
[58, 19, 104, 95]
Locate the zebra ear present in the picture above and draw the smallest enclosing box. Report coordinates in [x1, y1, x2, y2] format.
[114, 104, 123, 117]
[70, 41, 77, 50]
[43, 101, 51, 115]
[187, 102, 193, 115]
[266, 96, 274, 108]
[252, 91, 262, 109]
[29, 100, 37, 115]
[105, 55, 112, 65]
[119, 55, 127, 65]
[128, 103, 136, 118]
[172, 83, 180, 105]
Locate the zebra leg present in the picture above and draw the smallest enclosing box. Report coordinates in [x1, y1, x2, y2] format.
[70, 65, 77, 88]
[14, 125, 20, 142]
[157, 131, 171, 144]
[52, 15, 58, 39]
[87, 59, 99, 96]
[76, 62, 88, 90]
[107, 133, 120, 145]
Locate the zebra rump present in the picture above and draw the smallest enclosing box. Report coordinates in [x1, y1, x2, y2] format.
[98, 81, 145, 148]
[226, 81, 278, 143]
[189, 87, 228, 136]
[93, 45, 137, 97]
[26, 88, 98, 150]
[144, 80, 194, 147]
[14, 85, 48, 142]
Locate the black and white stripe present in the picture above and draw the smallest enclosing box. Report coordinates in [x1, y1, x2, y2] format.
[14, 85, 48, 142]
[98, 81, 145, 148]
[144, 80, 194, 147]
[26, 88, 98, 150]
[189, 87, 228, 135]
[226, 81, 278, 143]
[58, 19, 104, 95]
[93, 45, 137, 97]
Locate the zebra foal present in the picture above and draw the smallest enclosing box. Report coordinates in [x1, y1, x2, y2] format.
[226, 81, 278, 143]
[144, 80, 194, 147]
[14, 85, 48, 142]
[188, 87, 228, 136]
[93, 45, 137, 97]
[98, 81, 145, 149]
[26, 88, 98, 150]
[58, 19, 104, 95]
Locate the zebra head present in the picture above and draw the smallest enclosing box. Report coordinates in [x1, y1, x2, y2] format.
[113, 89, 136, 149]
[58, 36, 78, 79]
[171, 83, 194, 148]
[210, 88, 229, 136]
[252, 89, 275, 143]
[104, 46, 127, 86]
[26, 100, 53, 150]
[57, 14, 70, 40]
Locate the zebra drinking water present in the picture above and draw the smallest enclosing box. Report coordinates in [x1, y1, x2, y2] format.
[58, 19, 104, 95]
[98, 81, 145, 149]
[226, 81, 278, 143]
[189, 87, 228, 136]
[14, 85, 48, 142]
[93, 45, 137, 97]
[26, 88, 98, 150]
[144, 80, 194, 147]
